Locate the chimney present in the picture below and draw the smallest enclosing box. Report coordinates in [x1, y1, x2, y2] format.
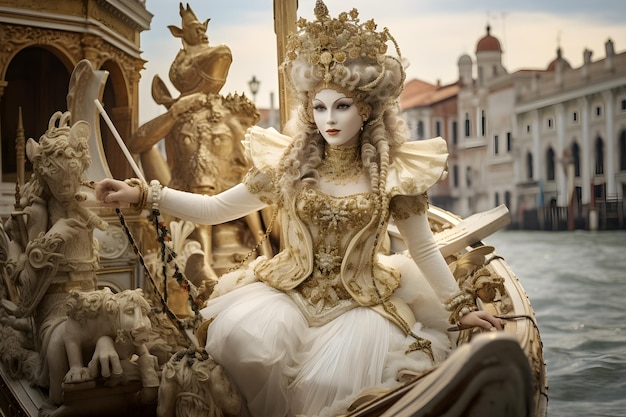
[582, 48, 593, 78]
[605, 39, 615, 71]
[554, 48, 564, 86]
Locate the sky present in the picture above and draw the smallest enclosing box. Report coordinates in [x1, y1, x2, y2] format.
[137, 0, 626, 125]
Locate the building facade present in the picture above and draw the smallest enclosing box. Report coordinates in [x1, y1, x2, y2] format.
[399, 79, 459, 210]
[402, 26, 626, 230]
[0, 0, 152, 215]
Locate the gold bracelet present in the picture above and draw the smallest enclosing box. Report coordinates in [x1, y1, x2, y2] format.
[444, 291, 477, 325]
[449, 303, 478, 325]
[124, 178, 147, 211]
[443, 291, 473, 310]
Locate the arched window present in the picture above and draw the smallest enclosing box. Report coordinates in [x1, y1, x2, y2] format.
[1, 47, 70, 180]
[546, 147, 556, 181]
[481, 110, 486, 136]
[526, 152, 534, 180]
[572, 142, 581, 177]
[452, 120, 458, 145]
[417, 120, 424, 140]
[619, 130, 626, 171]
[407, 120, 417, 141]
[595, 137, 604, 175]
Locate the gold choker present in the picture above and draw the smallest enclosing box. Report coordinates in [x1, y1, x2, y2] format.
[318, 144, 363, 183]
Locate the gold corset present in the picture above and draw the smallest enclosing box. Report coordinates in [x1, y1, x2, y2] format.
[289, 187, 377, 326]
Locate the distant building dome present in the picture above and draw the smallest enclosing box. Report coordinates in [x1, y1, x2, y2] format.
[476, 25, 502, 53]
[458, 54, 472, 66]
[457, 53, 473, 86]
[546, 47, 572, 71]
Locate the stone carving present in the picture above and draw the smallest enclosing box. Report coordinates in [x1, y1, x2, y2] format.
[0, 113, 110, 405]
[3, 111, 106, 317]
[0, 111, 164, 416]
[127, 2, 272, 284]
[0, 25, 142, 89]
[0, 57, 242, 416]
[44, 288, 158, 406]
[157, 348, 242, 417]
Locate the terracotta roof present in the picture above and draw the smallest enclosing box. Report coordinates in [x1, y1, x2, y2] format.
[476, 25, 502, 53]
[400, 79, 459, 109]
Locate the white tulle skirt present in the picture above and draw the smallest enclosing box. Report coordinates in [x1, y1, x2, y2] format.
[201, 255, 453, 417]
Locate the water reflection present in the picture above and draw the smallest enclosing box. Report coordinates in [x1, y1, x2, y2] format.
[484, 230, 626, 417]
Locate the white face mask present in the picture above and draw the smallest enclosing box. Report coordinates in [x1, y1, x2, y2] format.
[312, 89, 362, 147]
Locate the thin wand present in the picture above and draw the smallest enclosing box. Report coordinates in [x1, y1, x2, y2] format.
[94, 99, 146, 182]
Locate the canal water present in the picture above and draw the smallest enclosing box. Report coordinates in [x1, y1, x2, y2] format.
[484, 230, 626, 417]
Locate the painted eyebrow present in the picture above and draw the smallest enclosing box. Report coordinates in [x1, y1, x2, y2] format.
[312, 96, 353, 106]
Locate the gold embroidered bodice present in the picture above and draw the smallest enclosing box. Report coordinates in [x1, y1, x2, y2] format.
[244, 126, 449, 315]
[289, 187, 377, 325]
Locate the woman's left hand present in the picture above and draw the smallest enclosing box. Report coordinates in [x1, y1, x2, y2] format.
[458, 310, 504, 331]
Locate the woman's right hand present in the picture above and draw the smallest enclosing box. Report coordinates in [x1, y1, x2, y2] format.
[95, 179, 141, 206]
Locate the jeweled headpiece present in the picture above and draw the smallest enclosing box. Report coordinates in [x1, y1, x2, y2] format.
[283, 0, 405, 123]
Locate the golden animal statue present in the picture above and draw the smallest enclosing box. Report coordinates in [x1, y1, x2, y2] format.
[126, 3, 273, 289]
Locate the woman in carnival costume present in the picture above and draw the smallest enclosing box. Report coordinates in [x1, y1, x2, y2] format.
[96, 1, 502, 416]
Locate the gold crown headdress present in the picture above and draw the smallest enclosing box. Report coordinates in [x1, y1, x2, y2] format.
[284, 0, 404, 92]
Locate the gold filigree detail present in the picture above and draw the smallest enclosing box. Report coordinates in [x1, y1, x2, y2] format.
[285, 1, 396, 86]
[406, 337, 434, 361]
[282, 0, 405, 128]
[318, 143, 363, 184]
[295, 188, 376, 315]
[389, 193, 429, 220]
[243, 167, 279, 205]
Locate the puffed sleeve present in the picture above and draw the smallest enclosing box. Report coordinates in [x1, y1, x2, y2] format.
[241, 126, 293, 204]
[243, 126, 292, 173]
[386, 138, 459, 302]
[386, 137, 448, 198]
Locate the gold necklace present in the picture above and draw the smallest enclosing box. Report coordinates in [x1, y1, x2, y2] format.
[318, 143, 363, 183]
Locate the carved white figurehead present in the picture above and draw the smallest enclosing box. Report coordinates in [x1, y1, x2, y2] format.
[66, 59, 113, 182]
[25, 112, 91, 204]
